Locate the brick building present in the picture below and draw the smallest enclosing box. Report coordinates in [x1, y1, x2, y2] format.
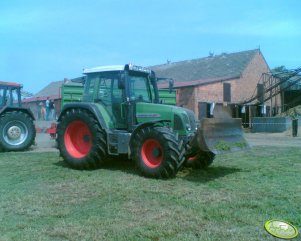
[152, 49, 281, 122]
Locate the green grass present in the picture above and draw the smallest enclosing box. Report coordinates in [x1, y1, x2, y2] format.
[214, 140, 247, 151]
[0, 147, 300, 241]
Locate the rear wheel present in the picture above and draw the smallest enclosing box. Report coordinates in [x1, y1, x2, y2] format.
[57, 108, 107, 169]
[131, 126, 183, 178]
[0, 111, 36, 151]
[185, 151, 215, 169]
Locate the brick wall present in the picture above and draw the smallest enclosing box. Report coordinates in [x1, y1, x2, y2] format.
[177, 51, 281, 118]
[177, 87, 196, 110]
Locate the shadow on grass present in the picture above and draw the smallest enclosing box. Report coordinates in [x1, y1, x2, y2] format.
[54, 155, 137, 175]
[54, 160, 71, 168]
[103, 156, 137, 175]
[178, 166, 242, 182]
[54, 157, 242, 181]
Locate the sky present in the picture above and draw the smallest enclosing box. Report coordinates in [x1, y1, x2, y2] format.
[1, 0, 301, 94]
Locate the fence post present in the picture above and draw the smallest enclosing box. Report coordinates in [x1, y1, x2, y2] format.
[292, 119, 298, 137]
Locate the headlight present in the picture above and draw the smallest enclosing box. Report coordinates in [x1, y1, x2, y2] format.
[128, 64, 151, 74]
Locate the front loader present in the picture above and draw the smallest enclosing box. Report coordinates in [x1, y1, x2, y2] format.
[57, 64, 248, 178]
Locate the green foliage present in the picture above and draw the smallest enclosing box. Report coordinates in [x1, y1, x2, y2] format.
[214, 140, 247, 151]
[0, 148, 300, 241]
[271, 65, 287, 74]
[278, 105, 301, 119]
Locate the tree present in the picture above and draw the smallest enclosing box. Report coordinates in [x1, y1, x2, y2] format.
[271, 65, 287, 74]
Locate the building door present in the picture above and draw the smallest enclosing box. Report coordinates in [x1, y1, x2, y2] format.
[198, 102, 208, 120]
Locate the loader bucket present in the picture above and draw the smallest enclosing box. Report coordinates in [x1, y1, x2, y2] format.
[195, 117, 249, 154]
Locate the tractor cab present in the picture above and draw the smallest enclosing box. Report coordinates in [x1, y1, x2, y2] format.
[0, 82, 22, 108]
[82, 64, 160, 130]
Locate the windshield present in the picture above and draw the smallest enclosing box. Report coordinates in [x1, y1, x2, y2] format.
[0, 86, 20, 107]
[128, 74, 151, 102]
[84, 71, 122, 103]
[10, 87, 20, 106]
[0, 88, 4, 106]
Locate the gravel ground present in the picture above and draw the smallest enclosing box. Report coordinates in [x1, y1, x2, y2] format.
[29, 127, 301, 153]
[30, 133, 58, 152]
[245, 132, 301, 147]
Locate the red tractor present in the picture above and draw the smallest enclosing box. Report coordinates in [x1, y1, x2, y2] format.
[0, 81, 36, 151]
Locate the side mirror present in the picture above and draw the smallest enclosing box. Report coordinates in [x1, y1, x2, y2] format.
[156, 77, 174, 94]
[169, 79, 174, 93]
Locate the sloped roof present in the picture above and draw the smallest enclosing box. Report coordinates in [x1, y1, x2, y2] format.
[33, 80, 63, 99]
[33, 77, 83, 98]
[0, 81, 22, 87]
[23, 78, 82, 103]
[22, 80, 63, 103]
[272, 68, 301, 91]
[151, 49, 259, 86]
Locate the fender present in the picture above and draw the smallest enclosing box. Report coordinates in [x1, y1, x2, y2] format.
[58, 102, 108, 130]
[0, 106, 35, 120]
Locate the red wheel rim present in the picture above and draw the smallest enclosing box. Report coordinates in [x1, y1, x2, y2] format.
[64, 121, 92, 158]
[188, 155, 197, 161]
[141, 139, 163, 168]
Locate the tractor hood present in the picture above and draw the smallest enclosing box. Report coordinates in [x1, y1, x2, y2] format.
[136, 102, 197, 134]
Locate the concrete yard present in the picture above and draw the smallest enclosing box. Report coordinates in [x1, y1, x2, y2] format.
[30, 133, 58, 153]
[245, 131, 301, 147]
[30, 127, 301, 153]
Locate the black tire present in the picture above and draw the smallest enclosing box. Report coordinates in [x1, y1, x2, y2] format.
[131, 126, 183, 178]
[185, 151, 215, 169]
[0, 111, 36, 151]
[57, 108, 107, 169]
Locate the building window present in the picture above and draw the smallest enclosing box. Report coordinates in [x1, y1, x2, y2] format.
[223, 83, 231, 102]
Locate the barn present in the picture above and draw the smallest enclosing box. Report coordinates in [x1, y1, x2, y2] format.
[151, 49, 281, 125]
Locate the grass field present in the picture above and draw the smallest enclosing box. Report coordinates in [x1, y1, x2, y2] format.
[0, 147, 300, 241]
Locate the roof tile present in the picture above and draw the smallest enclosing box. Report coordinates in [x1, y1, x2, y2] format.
[151, 49, 259, 83]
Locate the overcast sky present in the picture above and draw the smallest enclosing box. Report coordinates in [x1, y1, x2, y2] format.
[1, 0, 300, 94]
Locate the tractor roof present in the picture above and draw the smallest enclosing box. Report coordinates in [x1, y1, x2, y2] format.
[83, 65, 125, 74]
[83, 64, 151, 74]
[0, 81, 22, 88]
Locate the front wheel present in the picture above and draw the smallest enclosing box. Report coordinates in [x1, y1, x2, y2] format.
[57, 108, 107, 169]
[0, 111, 36, 151]
[131, 126, 183, 178]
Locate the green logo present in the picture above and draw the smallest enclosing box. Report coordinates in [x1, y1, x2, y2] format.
[265, 220, 298, 239]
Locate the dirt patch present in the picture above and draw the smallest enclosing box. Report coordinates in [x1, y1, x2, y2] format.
[30, 130, 301, 153]
[30, 133, 58, 153]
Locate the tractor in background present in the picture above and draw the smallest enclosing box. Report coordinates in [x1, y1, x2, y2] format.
[0, 81, 36, 151]
[56, 64, 248, 178]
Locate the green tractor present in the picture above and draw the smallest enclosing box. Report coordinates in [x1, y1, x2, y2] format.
[57, 64, 248, 178]
[0, 81, 36, 151]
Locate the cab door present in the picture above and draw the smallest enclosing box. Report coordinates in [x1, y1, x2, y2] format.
[91, 72, 127, 129]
